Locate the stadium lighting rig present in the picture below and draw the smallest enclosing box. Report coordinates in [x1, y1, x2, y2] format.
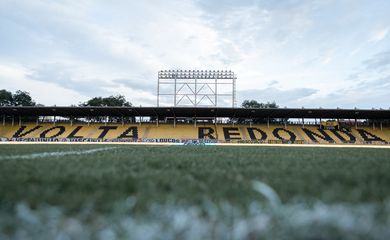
[157, 70, 237, 108]
[158, 70, 236, 79]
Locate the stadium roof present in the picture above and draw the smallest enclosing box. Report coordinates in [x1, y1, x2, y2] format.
[0, 106, 390, 119]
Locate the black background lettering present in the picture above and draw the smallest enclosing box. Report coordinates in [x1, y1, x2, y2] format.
[330, 129, 356, 143]
[67, 126, 84, 138]
[223, 127, 241, 140]
[247, 128, 267, 141]
[302, 128, 335, 143]
[357, 129, 386, 143]
[12, 126, 42, 138]
[198, 127, 216, 139]
[98, 126, 118, 138]
[272, 128, 296, 142]
[40, 126, 66, 138]
[118, 127, 138, 138]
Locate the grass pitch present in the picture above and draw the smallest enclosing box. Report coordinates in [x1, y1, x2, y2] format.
[1, 144, 390, 239]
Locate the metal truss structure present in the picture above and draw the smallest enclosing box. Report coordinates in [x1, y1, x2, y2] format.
[157, 70, 237, 108]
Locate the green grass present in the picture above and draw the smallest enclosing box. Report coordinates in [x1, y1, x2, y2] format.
[0, 144, 389, 213]
[1, 144, 390, 239]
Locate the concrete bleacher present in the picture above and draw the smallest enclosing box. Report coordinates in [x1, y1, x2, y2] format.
[0, 123, 389, 144]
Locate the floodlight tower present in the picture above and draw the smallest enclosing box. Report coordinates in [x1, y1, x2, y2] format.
[157, 70, 237, 108]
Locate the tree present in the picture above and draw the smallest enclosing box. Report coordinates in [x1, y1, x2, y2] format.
[0, 89, 38, 122]
[80, 95, 131, 107]
[12, 90, 36, 106]
[241, 100, 278, 109]
[0, 89, 36, 106]
[238, 100, 281, 124]
[80, 95, 133, 123]
[0, 89, 13, 106]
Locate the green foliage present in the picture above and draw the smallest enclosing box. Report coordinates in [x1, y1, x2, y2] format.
[79, 95, 133, 122]
[80, 95, 131, 107]
[0, 89, 13, 106]
[241, 100, 278, 109]
[239, 100, 280, 123]
[12, 90, 36, 106]
[0, 89, 36, 106]
[0, 145, 389, 214]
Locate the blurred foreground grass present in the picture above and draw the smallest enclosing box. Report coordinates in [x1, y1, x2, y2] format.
[0, 144, 389, 213]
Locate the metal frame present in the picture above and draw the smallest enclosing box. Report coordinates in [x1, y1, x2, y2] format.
[157, 70, 237, 108]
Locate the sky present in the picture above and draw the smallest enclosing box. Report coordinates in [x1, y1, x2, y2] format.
[0, 0, 390, 108]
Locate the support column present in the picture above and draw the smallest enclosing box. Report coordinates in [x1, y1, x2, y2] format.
[19, 115, 21, 126]
[174, 76, 177, 107]
[215, 78, 218, 107]
[70, 118, 73, 126]
[195, 77, 197, 107]
[302, 118, 304, 128]
[267, 117, 270, 129]
[233, 75, 236, 108]
[284, 119, 287, 129]
[121, 116, 124, 126]
[2, 115, 5, 126]
[11, 116, 14, 126]
[355, 118, 357, 129]
[157, 76, 160, 107]
[174, 116, 176, 128]
[380, 121, 383, 131]
[36, 116, 39, 126]
[54, 116, 56, 126]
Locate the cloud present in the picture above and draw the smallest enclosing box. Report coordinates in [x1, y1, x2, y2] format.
[0, 0, 225, 105]
[303, 74, 390, 109]
[238, 87, 318, 107]
[26, 65, 114, 97]
[113, 78, 154, 92]
[369, 28, 389, 42]
[363, 50, 390, 70]
[0, 63, 86, 106]
[1, 0, 390, 108]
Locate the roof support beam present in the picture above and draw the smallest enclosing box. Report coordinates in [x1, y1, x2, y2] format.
[0, 107, 390, 119]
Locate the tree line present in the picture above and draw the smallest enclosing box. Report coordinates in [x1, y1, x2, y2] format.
[0, 89, 132, 107]
[0, 89, 37, 107]
[1, 89, 277, 109]
[0, 89, 284, 123]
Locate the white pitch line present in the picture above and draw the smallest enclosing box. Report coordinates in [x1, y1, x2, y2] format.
[0, 146, 119, 160]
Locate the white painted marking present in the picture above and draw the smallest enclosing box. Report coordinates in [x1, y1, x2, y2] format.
[0, 147, 119, 160]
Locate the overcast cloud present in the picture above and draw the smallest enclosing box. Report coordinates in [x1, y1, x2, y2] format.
[0, 0, 389, 108]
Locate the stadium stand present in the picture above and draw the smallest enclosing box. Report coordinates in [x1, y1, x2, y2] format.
[1, 123, 389, 144]
[1, 106, 389, 144]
